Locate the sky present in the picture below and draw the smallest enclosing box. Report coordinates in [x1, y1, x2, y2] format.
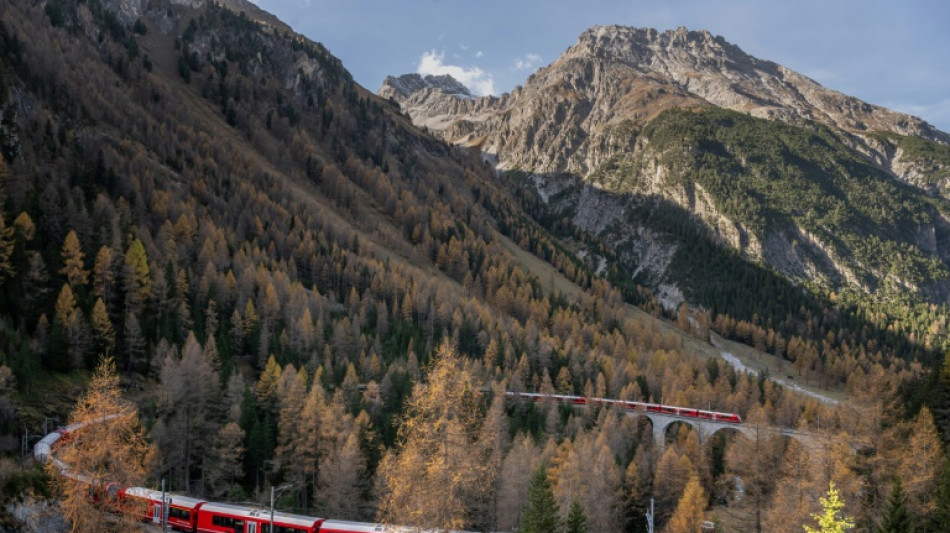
[248, 0, 950, 132]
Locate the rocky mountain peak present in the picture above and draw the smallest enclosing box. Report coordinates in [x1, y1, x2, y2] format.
[379, 73, 473, 101]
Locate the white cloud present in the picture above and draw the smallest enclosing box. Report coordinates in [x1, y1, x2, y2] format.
[417, 50, 496, 96]
[514, 53, 543, 71]
[475, 51, 484, 58]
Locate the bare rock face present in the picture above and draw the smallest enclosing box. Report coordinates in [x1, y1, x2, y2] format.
[380, 25, 948, 179]
[380, 73, 473, 100]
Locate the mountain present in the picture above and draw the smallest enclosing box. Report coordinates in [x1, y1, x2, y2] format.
[381, 25, 949, 180]
[380, 25, 950, 316]
[379, 73, 473, 100]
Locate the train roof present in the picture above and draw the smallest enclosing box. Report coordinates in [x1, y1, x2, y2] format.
[319, 520, 384, 532]
[199, 501, 321, 526]
[168, 494, 207, 508]
[123, 487, 164, 500]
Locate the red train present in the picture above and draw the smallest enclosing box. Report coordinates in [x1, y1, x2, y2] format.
[511, 392, 743, 424]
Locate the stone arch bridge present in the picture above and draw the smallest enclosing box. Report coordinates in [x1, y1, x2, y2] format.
[511, 392, 819, 450]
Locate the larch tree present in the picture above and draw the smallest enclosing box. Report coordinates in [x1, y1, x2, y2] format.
[666, 475, 706, 533]
[154, 332, 221, 493]
[804, 482, 855, 533]
[897, 407, 941, 521]
[123, 238, 151, 314]
[497, 434, 539, 531]
[92, 245, 116, 306]
[552, 432, 623, 532]
[50, 357, 154, 532]
[376, 340, 496, 531]
[0, 211, 13, 284]
[90, 297, 115, 355]
[60, 229, 88, 288]
[204, 421, 246, 500]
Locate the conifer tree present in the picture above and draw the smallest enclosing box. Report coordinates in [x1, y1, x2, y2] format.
[666, 475, 706, 533]
[92, 245, 115, 305]
[805, 482, 855, 533]
[60, 229, 88, 288]
[50, 357, 154, 532]
[123, 238, 151, 313]
[877, 478, 914, 533]
[564, 498, 589, 533]
[928, 458, 950, 533]
[90, 297, 115, 355]
[521, 466, 560, 533]
[0, 212, 13, 284]
[376, 340, 496, 531]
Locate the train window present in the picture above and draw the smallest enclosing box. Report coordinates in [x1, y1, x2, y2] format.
[213, 515, 236, 528]
[169, 507, 191, 521]
[274, 527, 307, 533]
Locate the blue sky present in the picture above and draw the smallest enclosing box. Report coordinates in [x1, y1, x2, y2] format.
[249, 0, 950, 132]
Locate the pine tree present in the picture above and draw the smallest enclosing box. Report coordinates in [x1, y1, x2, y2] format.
[564, 498, 589, 533]
[805, 482, 855, 533]
[877, 478, 914, 533]
[50, 357, 154, 532]
[521, 466, 560, 533]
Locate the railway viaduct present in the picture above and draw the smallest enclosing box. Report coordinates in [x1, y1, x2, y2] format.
[631, 410, 817, 450]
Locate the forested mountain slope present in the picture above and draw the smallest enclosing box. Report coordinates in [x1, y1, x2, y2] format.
[0, 2, 947, 532]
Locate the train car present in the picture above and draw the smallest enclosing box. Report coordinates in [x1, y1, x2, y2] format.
[318, 520, 385, 533]
[165, 494, 207, 531]
[119, 486, 164, 523]
[196, 501, 321, 533]
[713, 412, 742, 423]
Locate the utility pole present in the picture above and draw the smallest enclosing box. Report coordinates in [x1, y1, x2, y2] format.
[755, 424, 762, 533]
[270, 483, 293, 533]
[161, 478, 168, 532]
[645, 497, 654, 533]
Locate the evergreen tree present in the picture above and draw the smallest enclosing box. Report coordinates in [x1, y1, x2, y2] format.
[564, 498, 589, 533]
[929, 459, 950, 532]
[931, 351, 950, 445]
[877, 478, 914, 533]
[805, 482, 855, 533]
[521, 466, 560, 533]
